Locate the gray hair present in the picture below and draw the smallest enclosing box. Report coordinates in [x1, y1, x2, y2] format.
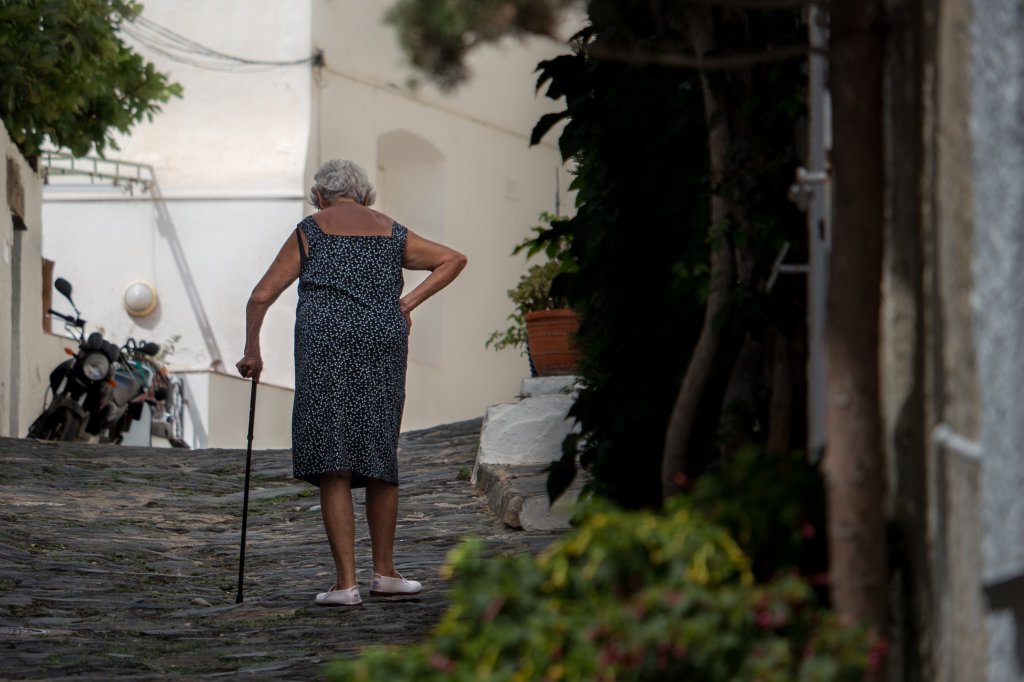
[309, 159, 376, 207]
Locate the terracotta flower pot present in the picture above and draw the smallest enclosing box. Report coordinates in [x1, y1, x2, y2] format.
[524, 308, 580, 376]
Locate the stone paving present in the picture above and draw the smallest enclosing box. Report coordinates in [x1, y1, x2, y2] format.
[0, 418, 560, 680]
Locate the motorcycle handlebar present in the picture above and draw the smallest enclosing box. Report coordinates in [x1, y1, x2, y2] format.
[121, 338, 161, 357]
[48, 309, 84, 327]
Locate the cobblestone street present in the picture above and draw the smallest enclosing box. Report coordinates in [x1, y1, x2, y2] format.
[0, 418, 557, 680]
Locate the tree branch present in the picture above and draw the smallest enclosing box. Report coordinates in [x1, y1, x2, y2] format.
[589, 44, 824, 70]
[685, 0, 832, 9]
[661, 6, 734, 499]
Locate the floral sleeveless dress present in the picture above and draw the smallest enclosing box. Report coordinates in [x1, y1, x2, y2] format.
[291, 215, 408, 487]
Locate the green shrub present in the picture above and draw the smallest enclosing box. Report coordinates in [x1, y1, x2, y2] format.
[681, 446, 828, 581]
[485, 259, 564, 354]
[327, 499, 873, 681]
[486, 212, 574, 355]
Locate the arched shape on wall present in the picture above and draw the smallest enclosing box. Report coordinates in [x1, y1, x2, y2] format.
[376, 130, 445, 369]
[377, 130, 444, 241]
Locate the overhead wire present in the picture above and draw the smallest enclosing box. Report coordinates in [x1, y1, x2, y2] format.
[119, 15, 319, 73]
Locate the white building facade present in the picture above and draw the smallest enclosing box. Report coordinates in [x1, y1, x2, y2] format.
[41, 1, 574, 445]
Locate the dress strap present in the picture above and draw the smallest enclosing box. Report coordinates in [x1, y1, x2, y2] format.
[294, 227, 308, 270]
[392, 221, 408, 256]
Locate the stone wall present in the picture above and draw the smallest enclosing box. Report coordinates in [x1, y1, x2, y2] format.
[884, 1, 1024, 678]
[971, 1, 1024, 679]
[879, 0, 1017, 678]
[930, 2, 988, 680]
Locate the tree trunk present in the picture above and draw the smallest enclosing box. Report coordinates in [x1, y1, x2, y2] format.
[661, 7, 734, 498]
[718, 334, 762, 457]
[767, 331, 793, 456]
[825, 0, 888, 628]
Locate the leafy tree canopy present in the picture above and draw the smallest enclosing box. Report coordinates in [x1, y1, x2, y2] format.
[386, 0, 574, 89]
[0, 0, 182, 160]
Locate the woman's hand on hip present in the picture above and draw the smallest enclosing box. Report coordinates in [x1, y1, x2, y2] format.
[236, 355, 263, 383]
[400, 299, 413, 335]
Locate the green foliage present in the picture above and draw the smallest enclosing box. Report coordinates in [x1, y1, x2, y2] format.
[0, 0, 182, 159]
[529, 17, 714, 506]
[328, 499, 874, 681]
[388, 0, 813, 517]
[385, 0, 573, 90]
[486, 213, 574, 354]
[529, 4, 809, 507]
[484, 260, 561, 353]
[681, 447, 828, 581]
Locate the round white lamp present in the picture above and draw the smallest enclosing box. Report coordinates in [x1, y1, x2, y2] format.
[123, 280, 158, 317]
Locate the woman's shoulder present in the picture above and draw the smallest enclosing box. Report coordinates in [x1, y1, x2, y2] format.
[320, 204, 394, 228]
[366, 207, 396, 226]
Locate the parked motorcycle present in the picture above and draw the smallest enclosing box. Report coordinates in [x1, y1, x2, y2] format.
[150, 371, 189, 448]
[101, 337, 163, 444]
[27, 278, 161, 443]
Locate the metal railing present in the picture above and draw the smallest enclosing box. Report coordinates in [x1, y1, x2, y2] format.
[39, 149, 156, 194]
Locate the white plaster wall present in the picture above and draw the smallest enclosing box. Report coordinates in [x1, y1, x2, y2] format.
[0, 134, 14, 434]
[0, 122, 56, 437]
[41, 198, 302, 388]
[971, 1, 1024, 679]
[176, 370, 293, 449]
[15, 165, 49, 436]
[114, 0, 312, 195]
[311, 1, 572, 146]
[312, 1, 576, 430]
[208, 371, 293, 449]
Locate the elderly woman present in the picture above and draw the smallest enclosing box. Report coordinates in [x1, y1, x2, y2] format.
[236, 159, 467, 606]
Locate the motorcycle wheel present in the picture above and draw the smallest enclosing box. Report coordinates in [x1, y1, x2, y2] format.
[38, 409, 81, 442]
[100, 416, 127, 445]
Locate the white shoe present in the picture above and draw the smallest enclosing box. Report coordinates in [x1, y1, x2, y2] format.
[315, 584, 362, 606]
[370, 572, 422, 596]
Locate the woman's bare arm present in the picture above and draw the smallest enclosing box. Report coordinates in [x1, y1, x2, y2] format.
[236, 233, 303, 381]
[400, 230, 468, 330]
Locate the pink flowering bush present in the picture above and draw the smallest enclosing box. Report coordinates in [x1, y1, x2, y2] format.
[328, 499, 874, 681]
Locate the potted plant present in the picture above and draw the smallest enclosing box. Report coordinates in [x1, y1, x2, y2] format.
[487, 214, 579, 376]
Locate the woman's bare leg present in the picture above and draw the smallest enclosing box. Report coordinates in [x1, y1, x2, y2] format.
[319, 471, 357, 588]
[365, 478, 400, 576]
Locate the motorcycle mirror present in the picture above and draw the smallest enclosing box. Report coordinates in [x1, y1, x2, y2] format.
[54, 278, 73, 301]
[142, 341, 161, 356]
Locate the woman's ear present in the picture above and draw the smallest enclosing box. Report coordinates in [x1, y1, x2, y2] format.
[315, 191, 324, 209]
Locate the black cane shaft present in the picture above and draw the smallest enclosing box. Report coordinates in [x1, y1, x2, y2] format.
[236, 380, 258, 604]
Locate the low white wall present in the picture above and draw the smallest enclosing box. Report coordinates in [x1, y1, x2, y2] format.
[27, 332, 76, 418]
[178, 370, 293, 450]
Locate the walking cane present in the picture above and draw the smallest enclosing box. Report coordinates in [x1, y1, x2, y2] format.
[236, 379, 258, 604]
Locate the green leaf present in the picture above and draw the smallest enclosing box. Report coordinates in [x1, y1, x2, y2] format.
[545, 434, 580, 503]
[529, 111, 567, 147]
